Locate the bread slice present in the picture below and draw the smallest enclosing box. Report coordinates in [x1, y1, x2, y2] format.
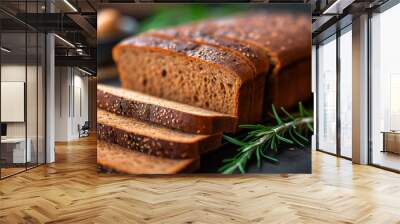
[97, 141, 199, 174]
[145, 29, 270, 124]
[112, 35, 255, 124]
[197, 12, 311, 70]
[97, 109, 222, 159]
[97, 84, 238, 134]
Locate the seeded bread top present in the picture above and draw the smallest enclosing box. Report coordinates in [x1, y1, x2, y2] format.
[98, 84, 237, 118]
[97, 109, 213, 143]
[97, 84, 238, 134]
[114, 35, 255, 84]
[147, 27, 270, 76]
[197, 12, 311, 68]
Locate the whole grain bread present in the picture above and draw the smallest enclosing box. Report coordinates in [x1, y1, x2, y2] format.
[266, 59, 312, 110]
[196, 12, 311, 70]
[113, 35, 255, 124]
[113, 12, 311, 125]
[145, 28, 270, 124]
[179, 12, 311, 110]
[97, 141, 199, 174]
[97, 84, 238, 134]
[97, 109, 222, 159]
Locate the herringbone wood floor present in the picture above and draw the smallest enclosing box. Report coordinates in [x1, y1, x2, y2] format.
[0, 136, 400, 224]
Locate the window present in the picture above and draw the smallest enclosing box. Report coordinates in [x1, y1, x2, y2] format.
[339, 27, 352, 158]
[317, 35, 337, 154]
[0, 1, 47, 179]
[370, 2, 400, 171]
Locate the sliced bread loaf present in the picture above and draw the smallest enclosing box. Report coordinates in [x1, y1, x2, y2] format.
[97, 141, 199, 174]
[97, 84, 238, 134]
[145, 28, 270, 124]
[182, 12, 311, 111]
[112, 35, 255, 124]
[97, 109, 222, 159]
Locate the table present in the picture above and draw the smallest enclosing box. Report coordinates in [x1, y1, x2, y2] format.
[1, 138, 32, 163]
[382, 131, 400, 154]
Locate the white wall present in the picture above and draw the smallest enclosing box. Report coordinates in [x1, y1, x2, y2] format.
[54, 66, 89, 141]
[55, 66, 70, 141]
[1, 65, 36, 138]
[1, 63, 46, 164]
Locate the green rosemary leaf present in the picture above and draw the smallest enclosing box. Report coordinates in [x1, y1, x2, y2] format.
[276, 134, 294, 144]
[255, 130, 272, 137]
[299, 102, 305, 117]
[280, 107, 295, 120]
[238, 164, 245, 174]
[256, 147, 261, 168]
[271, 135, 276, 150]
[219, 103, 313, 174]
[223, 135, 247, 146]
[218, 160, 236, 172]
[222, 158, 236, 163]
[239, 124, 267, 129]
[293, 128, 309, 142]
[241, 145, 256, 153]
[260, 149, 279, 162]
[271, 105, 283, 124]
[221, 165, 237, 174]
[306, 122, 314, 132]
[298, 102, 311, 117]
[289, 128, 304, 147]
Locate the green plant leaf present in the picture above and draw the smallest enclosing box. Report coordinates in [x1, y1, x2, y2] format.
[239, 124, 267, 129]
[271, 105, 283, 125]
[238, 164, 245, 174]
[256, 147, 261, 168]
[223, 135, 247, 146]
[289, 128, 305, 147]
[276, 134, 294, 144]
[280, 107, 295, 120]
[307, 122, 314, 132]
[219, 103, 313, 174]
[260, 149, 279, 162]
[293, 128, 309, 142]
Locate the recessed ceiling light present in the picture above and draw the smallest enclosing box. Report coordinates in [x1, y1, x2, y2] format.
[1, 47, 11, 53]
[323, 0, 354, 15]
[63, 0, 78, 12]
[54, 34, 75, 48]
[78, 67, 93, 76]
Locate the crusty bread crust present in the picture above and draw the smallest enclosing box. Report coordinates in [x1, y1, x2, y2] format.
[265, 59, 312, 111]
[97, 84, 238, 134]
[114, 35, 254, 83]
[97, 141, 199, 174]
[196, 12, 311, 69]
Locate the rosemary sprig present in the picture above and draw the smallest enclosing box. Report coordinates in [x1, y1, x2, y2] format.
[219, 102, 313, 174]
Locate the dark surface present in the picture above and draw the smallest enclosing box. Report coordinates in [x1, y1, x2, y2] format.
[197, 142, 311, 174]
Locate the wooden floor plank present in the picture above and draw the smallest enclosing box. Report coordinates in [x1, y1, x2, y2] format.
[0, 136, 399, 223]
